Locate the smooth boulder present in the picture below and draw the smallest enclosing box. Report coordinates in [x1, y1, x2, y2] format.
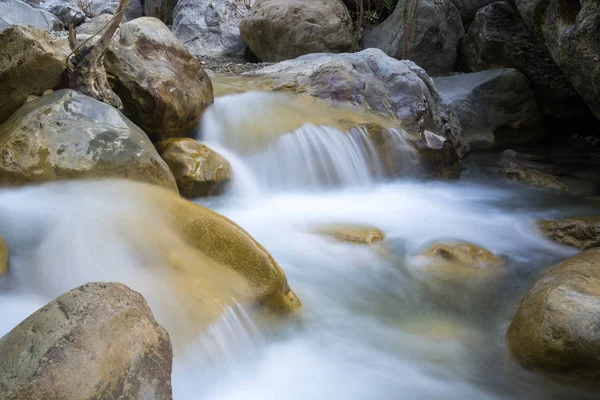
[105, 17, 214, 142]
[499, 165, 569, 191]
[0, 0, 62, 31]
[0, 236, 7, 278]
[0, 282, 172, 399]
[538, 217, 600, 250]
[240, 0, 353, 62]
[0, 25, 68, 124]
[434, 69, 542, 149]
[156, 138, 232, 198]
[361, 0, 464, 75]
[507, 248, 600, 382]
[0, 90, 177, 190]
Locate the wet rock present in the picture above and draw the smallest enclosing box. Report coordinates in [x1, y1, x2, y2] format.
[0, 0, 63, 31]
[0, 236, 7, 278]
[515, 0, 600, 120]
[461, 2, 590, 123]
[144, 0, 178, 24]
[240, 0, 353, 62]
[499, 164, 569, 191]
[538, 217, 600, 250]
[361, 0, 464, 76]
[507, 248, 600, 382]
[173, 0, 251, 59]
[0, 25, 68, 124]
[0, 282, 173, 399]
[156, 138, 232, 198]
[0, 89, 178, 190]
[315, 224, 385, 244]
[434, 69, 542, 150]
[105, 17, 214, 142]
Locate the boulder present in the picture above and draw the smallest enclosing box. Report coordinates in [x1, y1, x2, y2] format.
[0, 89, 178, 190]
[499, 164, 569, 191]
[76, 13, 112, 34]
[461, 2, 591, 123]
[144, 0, 178, 24]
[240, 0, 353, 62]
[315, 224, 385, 244]
[515, 0, 600, 120]
[155, 138, 232, 198]
[450, 0, 513, 27]
[538, 217, 600, 250]
[25, 0, 85, 26]
[90, 0, 144, 20]
[434, 68, 542, 150]
[507, 248, 600, 382]
[0, 0, 62, 31]
[361, 0, 464, 76]
[0, 236, 7, 278]
[0, 25, 68, 124]
[26, 0, 143, 26]
[0, 282, 173, 399]
[173, 0, 251, 60]
[105, 17, 214, 142]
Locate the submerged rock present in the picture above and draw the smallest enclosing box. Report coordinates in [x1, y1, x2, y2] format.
[156, 138, 232, 198]
[0, 25, 68, 124]
[0, 0, 63, 32]
[538, 217, 600, 250]
[499, 165, 569, 191]
[434, 69, 542, 150]
[315, 224, 385, 244]
[0, 282, 172, 399]
[0, 90, 177, 190]
[361, 0, 464, 75]
[105, 17, 214, 142]
[0, 236, 7, 278]
[507, 248, 600, 382]
[240, 0, 353, 62]
[420, 242, 504, 268]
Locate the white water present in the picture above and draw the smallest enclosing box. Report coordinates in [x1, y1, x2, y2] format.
[1, 92, 598, 399]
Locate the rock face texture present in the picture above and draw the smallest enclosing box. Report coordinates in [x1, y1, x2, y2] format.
[240, 0, 353, 62]
[0, 0, 62, 31]
[538, 217, 600, 250]
[507, 248, 600, 382]
[434, 69, 542, 149]
[515, 0, 600, 120]
[156, 139, 232, 198]
[105, 17, 214, 142]
[361, 0, 464, 75]
[0, 25, 69, 124]
[499, 165, 569, 191]
[0, 90, 177, 190]
[461, 2, 592, 124]
[0, 282, 173, 400]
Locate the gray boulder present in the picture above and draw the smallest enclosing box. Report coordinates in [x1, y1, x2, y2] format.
[361, 0, 464, 76]
[144, 0, 178, 24]
[0, 282, 173, 399]
[0, 0, 62, 31]
[434, 69, 542, 149]
[450, 0, 514, 27]
[26, 0, 143, 26]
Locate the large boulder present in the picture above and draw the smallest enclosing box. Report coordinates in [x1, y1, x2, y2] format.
[450, 0, 513, 27]
[434, 68, 542, 149]
[0, 90, 178, 190]
[0, 236, 7, 278]
[0, 0, 62, 31]
[515, 0, 600, 120]
[144, 0, 178, 24]
[173, 0, 251, 60]
[461, 2, 592, 124]
[361, 0, 464, 76]
[499, 164, 569, 191]
[507, 248, 600, 382]
[0, 25, 68, 124]
[240, 0, 353, 62]
[26, 0, 143, 25]
[155, 138, 232, 198]
[90, 0, 143, 20]
[105, 17, 214, 142]
[0, 282, 173, 399]
[538, 217, 600, 250]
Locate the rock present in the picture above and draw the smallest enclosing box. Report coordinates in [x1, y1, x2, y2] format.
[0, 25, 68, 124]
[0, 89, 178, 190]
[450, 0, 513, 27]
[507, 248, 600, 382]
[76, 13, 112, 34]
[144, 0, 178, 24]
[499, 165, 569, 191]
[27, 0, 143, 26]
[0, 236, 7, 278]
[155, 138, 232, 198]
[434, 69, 542, 150]
[515, 0, 600, 120]
[461, 2, 591, 124]
[538, 217, 600, 250]
[240, 0, 353, 62]
[0, 282, 172, 399]
[315, 224, 385, 244]
[105, 17, 214, 142]
[26, 0, 85, 26]
[344, 0, 385, 11]
[91, 0, 144, 20]
[0, 0, 63, 31]
[361, 0, 464, 76]
[173, 0, 251, 59]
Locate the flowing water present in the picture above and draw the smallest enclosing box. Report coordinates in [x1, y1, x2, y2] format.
[1, 90, 599, 399]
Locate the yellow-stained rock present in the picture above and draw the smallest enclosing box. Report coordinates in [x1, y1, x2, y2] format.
[538, 216, 600, 250]
[500, 164, 569, 191]
[156, 138, 232, 198]
[0, 236, 7, 278]
[315, 224, 385, 244]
